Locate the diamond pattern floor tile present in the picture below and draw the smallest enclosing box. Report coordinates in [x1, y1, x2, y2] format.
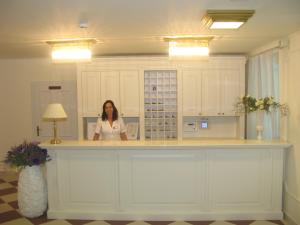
[249, 221, 284, 225]
[145, 221, 174, 225]
[0, 182, 14, 190]
[0, 218, 35, 225]
[227, 220, 255, 225]
[186, 221, 215, 225]
[1, 192, 18, 202]
[66, 219, 96, 225]
[210, 221, 238, 225]
[85, 221, 115, 225]
[127, 221, 152, 225]
[0, 210, 22, 223]
[170, 221, 194, 225]
[0, 203, 14, 213]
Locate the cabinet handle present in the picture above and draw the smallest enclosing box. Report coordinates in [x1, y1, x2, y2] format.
[98, 113, 100, 117]
[217, 113, 221, 115]
[198, 112, 202, 116]
[222, 113, 225, 115]
[121, 113, 124, 116]
[36, 126, 40, 136]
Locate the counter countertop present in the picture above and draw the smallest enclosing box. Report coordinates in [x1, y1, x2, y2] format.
[40, 139, 292, 150]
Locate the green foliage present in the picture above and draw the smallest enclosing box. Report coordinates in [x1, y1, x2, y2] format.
[5, 141, 50, 169]
[235, 95, 288, 115]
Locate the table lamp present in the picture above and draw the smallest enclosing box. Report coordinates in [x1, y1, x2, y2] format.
[43, 103, 68, 144]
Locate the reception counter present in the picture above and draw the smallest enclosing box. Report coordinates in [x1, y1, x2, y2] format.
[41, 140, 291, 221]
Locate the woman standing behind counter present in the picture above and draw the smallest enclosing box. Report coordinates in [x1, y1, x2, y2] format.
[93, 100, 128, 141]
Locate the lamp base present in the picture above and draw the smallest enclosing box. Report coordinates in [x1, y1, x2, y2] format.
[50, 138, 62, 144]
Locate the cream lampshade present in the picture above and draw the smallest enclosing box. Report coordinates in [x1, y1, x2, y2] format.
[43, 103, 67, 144]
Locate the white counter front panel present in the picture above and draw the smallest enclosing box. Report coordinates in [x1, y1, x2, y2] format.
[45, 141, 289, 220]
[56, 151, 118, 211]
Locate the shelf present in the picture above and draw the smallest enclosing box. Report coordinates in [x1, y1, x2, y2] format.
[144, 70, 177, 140]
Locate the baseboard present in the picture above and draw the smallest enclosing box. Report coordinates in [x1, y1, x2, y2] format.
[283, 182, 300, 225]
[47, 210, 283, 221]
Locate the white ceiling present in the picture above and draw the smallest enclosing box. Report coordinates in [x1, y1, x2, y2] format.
[0, 0, 300, 58]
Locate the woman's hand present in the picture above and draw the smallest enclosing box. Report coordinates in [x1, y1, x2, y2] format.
[93, 133, 100, 141]
[120, 132, 128, 141]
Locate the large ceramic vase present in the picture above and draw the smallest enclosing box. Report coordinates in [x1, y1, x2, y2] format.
[18, 165, 47, 218]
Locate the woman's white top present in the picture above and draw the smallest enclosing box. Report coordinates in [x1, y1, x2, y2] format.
[94, 118, 127, 140]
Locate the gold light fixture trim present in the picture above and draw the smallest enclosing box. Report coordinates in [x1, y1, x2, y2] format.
[45, 38, 98, 45]
[164, 36, 214, 57]
[202, 10, 255, 29]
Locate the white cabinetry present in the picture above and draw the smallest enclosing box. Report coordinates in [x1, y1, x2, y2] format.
[120, 71, 140, 116]
[77, 57, 245, 139]
[81, 71, 101, 117]
[80, 70, 140, 117]
[221, 70, 240, 115]
[100, 71, 120, 110]
[182, 70, 201, 116]
[182, 69, 240, 116]
[202, 70, 221, 116]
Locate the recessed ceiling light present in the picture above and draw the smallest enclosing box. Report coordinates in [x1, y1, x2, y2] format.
[202, 10, 255, 29]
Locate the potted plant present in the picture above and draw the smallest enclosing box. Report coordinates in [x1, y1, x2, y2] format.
[5, 141, 51, 218]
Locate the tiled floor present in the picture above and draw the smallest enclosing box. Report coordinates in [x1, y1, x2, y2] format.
[0, 171, 287, 225]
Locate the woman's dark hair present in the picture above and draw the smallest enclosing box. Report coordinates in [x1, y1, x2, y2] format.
[101, 100, 118, 121]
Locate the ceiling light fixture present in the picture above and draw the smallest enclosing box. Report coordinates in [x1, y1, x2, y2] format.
[202, 10, 255, 29]
[46, 38, 98, 63]
[164, 37, 213, 57]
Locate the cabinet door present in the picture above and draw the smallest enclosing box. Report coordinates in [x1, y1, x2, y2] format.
[201, 70, 221, 116]
[120, 71, 140, 117]
[81, 71, 101, 116]
[221, 70, 240, 115]
[100, 71, 120, 110]
[182, 71, 201, 116]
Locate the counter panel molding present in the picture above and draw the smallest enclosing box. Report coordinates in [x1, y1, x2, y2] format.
[43, 140, 290, 220]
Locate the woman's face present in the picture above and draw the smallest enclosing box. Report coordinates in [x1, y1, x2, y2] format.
[105, 102, 114, 117]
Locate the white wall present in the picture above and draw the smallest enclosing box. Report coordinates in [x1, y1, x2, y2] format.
[0, 59, 76, 170]
[282, 30, 300, 225]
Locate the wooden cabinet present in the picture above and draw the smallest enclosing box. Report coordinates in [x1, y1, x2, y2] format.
[182, 69, 240, 116]
[80, 70, 140, 117]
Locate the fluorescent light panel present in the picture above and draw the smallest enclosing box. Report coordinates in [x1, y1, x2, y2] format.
[52, 46, 91, 60]
[203, 10, 255, 30]
[210, 21, 244, 29]
[165, 37, 213, 57]
[169, 42, 209, 56]
[46, 38, 97, 62]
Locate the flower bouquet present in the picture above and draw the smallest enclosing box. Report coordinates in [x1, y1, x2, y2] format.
[235, 95, 288, 115]
[5, 141, 50, 169]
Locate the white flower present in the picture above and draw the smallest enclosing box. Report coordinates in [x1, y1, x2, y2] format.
[267, 96, 274, 104]
[255, 99, 263, 107]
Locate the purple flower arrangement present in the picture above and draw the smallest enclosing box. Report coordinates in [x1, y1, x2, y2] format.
[5, 141, 50, 168]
